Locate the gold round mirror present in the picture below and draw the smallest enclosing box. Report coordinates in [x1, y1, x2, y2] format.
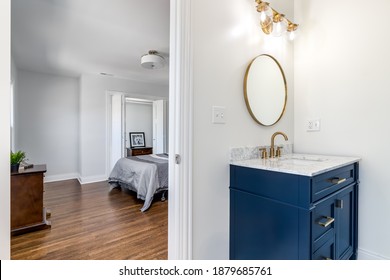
[244, 54, 287, 126]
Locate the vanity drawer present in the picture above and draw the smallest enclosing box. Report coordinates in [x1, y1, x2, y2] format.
[312, 194, 336, 246]
[230, 166, 301, 206]
[312, 164, 355, 202]
[312, 236, 335, 260]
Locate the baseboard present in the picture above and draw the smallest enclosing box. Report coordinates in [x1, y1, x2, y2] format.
[358, 248, 390, 260]
[44, 173, 79, 183]
[78, 174, 107, 185]
[44, 173, 107, 185]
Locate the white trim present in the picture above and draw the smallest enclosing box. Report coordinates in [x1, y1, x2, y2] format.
[110, 90, 168, 102]
[168, 0, 193, 260]
[358, 248, 390, 260]
[0, 0, 11, 260]
[78, 174, 107, 185]
[125, 97, 154, 105]
[44, 173, 79, 183]
[105, 91, 125, 178]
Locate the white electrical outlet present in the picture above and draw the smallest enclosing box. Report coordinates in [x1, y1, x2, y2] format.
[212, 106, 226, 124]
[307, 119, 320, 132]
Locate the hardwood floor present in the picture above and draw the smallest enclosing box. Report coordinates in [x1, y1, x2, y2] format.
[11, 179, 168, 260]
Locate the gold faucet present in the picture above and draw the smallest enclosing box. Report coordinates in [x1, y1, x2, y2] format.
[270, 131, 288, 158]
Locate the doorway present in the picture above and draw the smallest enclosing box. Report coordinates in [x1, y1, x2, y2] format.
[107, 91, 168, 175]
[5, 0, 193, 261]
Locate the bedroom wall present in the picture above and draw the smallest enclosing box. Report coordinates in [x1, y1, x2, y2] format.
[294, 0, 390, 260]
[0, 0, 10, 260]
[14, 69, 80, 182]
[191, 0, 294, 259]
[79, 74, 168, 183]
[126, 102, 153, 148]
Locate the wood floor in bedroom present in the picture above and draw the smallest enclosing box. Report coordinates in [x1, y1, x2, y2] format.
[11, 179, 168, 260]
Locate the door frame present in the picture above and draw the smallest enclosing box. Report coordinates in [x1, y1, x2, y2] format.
[106, 90, 125, 178]
[105, 0, 194, 260]
[105, 90, 168, 178]
[106, 91, 126, 176]
[168, 0, 193, 260]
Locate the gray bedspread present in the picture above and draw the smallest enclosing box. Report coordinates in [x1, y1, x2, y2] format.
[108, 154, 168, 211]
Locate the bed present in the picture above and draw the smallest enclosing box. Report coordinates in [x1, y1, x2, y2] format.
[108, 153, 168, 212]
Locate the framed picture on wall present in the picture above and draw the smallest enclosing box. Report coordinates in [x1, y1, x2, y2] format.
[129, 132, 145, 148]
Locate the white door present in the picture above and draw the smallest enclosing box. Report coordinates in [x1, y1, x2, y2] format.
[153, 100, 167, 154]
[109, 94, 125, 172]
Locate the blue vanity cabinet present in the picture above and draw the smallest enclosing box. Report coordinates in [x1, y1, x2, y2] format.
[229, 162, 359, 260]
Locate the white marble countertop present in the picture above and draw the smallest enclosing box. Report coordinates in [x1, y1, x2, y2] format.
[230, 153, 361, 177]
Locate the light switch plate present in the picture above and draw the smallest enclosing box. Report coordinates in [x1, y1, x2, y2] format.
[212, 106, 226, 124]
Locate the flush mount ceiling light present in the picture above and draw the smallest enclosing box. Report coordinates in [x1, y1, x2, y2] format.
[255, 0, 299, 40]
[141, 50, 165, 69]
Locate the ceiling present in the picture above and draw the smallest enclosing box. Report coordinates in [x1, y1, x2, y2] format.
[11, 0, 170, 85]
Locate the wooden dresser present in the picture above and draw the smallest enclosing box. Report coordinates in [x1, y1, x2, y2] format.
[11, 164, 51, 235]
[127, 147, 153, 156]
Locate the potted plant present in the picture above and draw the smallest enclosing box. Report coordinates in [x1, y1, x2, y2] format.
[10, 150, 26, 172]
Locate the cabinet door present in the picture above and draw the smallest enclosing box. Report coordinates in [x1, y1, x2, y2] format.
[311, 184, 356, 260]
[230, 189, 301, 260]
[11, 173, 44, 229]
[335, 184, 356, 260]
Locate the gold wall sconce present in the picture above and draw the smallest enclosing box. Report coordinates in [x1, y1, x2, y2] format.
[255, 0, 299, 40]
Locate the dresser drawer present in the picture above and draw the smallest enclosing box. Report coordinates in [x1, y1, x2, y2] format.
[127, 147, 153, 156]
[312, 164, 355, 202]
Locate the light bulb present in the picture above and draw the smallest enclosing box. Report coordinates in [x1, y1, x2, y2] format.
[287, 23, 299, 41]
[271, 14, 287, 37]
[257, 2, 273, 23]
[288, 31, 295, 40]
[260, 11, 267, 23]
[257, 2, 273, 35]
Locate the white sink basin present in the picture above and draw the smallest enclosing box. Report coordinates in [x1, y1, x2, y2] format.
[279, 158, 322, 166]
[283, 155, 326, 161]
[278, 155, 328, 166]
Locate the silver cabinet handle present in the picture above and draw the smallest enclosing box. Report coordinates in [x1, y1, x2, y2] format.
[335, 199, 344, 209]
[327, 177, 346, 184]
[317, 216, 335, 227]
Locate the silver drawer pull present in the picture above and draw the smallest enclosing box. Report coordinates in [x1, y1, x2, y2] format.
[327, 177, 346, 184]
[335, 199, 344, 209]
[317, 216, 335, 227]
[322, 257, 333, 260]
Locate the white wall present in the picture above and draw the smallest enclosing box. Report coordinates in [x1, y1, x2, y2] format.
[79, 74, 168, 183]
[10, 68, 168, 184]
[10, 58, 18, 152]
[294, 0, 390, 260]
[126, 102, 153, 148]
[15, 70, 79, 182]
[0, 0, 10, 260]
[191, 0, 294, 259]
